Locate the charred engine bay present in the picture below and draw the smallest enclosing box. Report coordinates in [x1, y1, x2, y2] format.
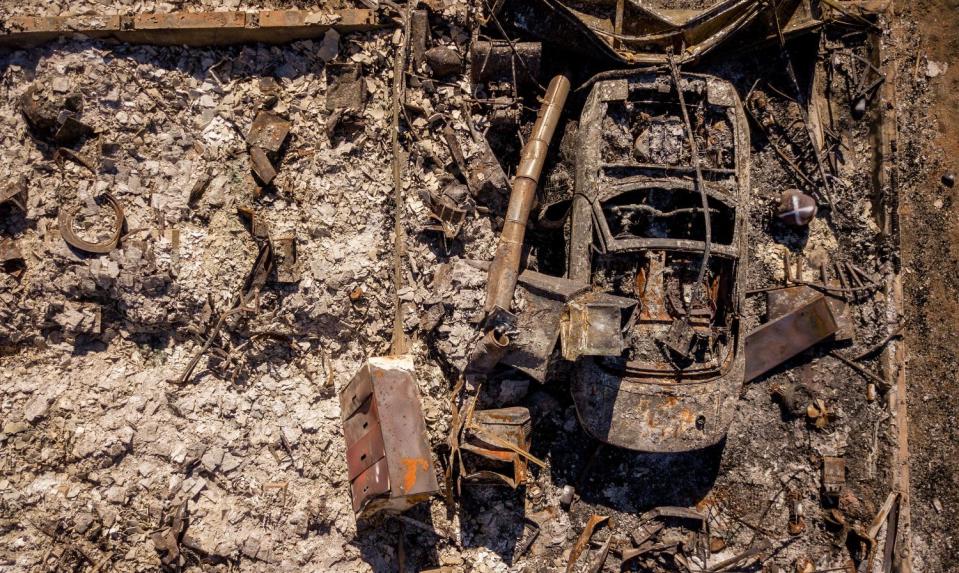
[0, 1, 933, 572]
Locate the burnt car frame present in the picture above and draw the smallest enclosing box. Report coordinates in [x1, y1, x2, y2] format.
[566, 71, 750, 452]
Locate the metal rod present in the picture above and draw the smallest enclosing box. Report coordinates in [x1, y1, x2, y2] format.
[485, 74, 570, 311]
[829, 350, 890, 390]
[668, 52, 711, 305]
[390, 5, 413, 355]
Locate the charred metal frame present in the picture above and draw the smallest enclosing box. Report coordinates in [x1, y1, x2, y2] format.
[569, 71, 750, 452]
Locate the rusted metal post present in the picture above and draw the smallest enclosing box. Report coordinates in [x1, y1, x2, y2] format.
[485, 74, 570, 312]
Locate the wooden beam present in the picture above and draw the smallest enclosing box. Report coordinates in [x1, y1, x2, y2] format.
[0, 9, 381, 48]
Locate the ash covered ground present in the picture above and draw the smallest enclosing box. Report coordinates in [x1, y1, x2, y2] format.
[0, 1, 951, 572]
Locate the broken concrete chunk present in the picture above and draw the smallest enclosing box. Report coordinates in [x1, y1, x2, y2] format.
[318, 29, 341, 62]
[23, 394, 52, 423]
[4, 421, 29, 435]
[54, 301, 102, 337]
[73, 512, 96, 535]
[201, 446, 225, 472]
[220, 452, 243, 473]
[169, 442, 188, 464]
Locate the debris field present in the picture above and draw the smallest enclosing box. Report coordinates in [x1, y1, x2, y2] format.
[0, 0, 947, 572]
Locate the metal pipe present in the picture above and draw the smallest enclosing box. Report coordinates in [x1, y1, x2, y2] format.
[467, 327, 510, 374]
[485, 74, 570, 311]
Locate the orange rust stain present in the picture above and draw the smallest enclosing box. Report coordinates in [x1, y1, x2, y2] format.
[646, 407, 657, 428]
[679, 408, 695, 424]
[664, 396, 678, 407]
[695, 495, 718, 511]
[400, 458, 429, 493]
[483, 449, 515, 461]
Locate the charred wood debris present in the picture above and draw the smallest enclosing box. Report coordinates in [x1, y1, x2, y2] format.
[0, 0, 915, 572]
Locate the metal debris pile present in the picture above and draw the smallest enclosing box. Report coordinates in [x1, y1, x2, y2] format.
[0, 0, 921, 571]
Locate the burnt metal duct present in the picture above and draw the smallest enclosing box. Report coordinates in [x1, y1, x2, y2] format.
[485, 74, 570, 312]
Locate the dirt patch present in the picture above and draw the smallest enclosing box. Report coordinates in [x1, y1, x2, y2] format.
[900, 1, 959, 570]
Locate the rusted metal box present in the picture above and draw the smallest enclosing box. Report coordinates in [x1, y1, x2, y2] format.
[461, 406, 532, 488]
[821, 455, 845, 497]
[339, 355, 439, 517]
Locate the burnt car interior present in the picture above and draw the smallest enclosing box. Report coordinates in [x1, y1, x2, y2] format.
[574, 72, 745, 373]
[592, 249, 737, 371]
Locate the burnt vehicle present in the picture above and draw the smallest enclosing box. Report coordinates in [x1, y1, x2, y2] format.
[566, 71, 749, 452]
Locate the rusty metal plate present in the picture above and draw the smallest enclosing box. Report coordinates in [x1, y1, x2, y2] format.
[339, 364, 374, 420]
[767, 285, 820, 319]
[462, 407, 532, 487]
[745, 294, 838, 382]
[822, 455, 845, 495]
[246, 111, 291, 153]
[366, 356, 438, 499]
[350, 456, 391, 514]
[468, 407, 532, 449]
[346, 418, 386, 481]
[768, 285, 854, 343]
[501, 288, 563, 382]
[561, 300, 624, 361]
[517, 269, 589, 302]
[470, 40, 542, 88]
[135, 11, 247, 30]
[342, 395, 377, 445]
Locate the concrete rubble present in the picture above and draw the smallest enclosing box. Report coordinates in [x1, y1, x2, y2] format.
[0, 0, 947, 571]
